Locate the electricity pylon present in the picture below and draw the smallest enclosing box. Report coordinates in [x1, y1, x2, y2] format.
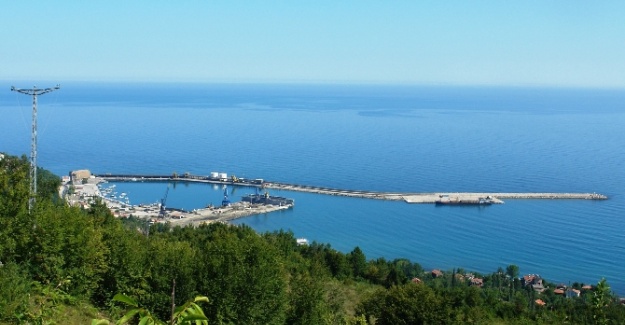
[11, 84, 60, 213]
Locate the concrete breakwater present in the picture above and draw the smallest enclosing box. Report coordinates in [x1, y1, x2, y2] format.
[95, 174, 607, 204]
[402, 192, 606, 204]
[263, 183, 607, 203]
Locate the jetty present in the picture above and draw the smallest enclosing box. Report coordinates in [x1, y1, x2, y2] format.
[92, 172, 607, 204]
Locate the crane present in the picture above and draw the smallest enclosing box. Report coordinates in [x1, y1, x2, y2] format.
[221, 185, 231, 207]
[159, 187, 169, 217]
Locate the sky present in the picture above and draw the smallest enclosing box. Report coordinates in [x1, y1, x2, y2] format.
[2, 1, 624, 88]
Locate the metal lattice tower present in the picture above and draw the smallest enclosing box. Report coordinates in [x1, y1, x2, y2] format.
[11, 84, 60, 213]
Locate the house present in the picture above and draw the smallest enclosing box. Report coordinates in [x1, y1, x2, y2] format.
[431, 269, 444, 278]
[554, 288, 565, 295]
[411, 277, 422, 284]
[535, 299, 546, 306]
[523, 274, 539, 285]
[470, 277, 484, 287]
[582, 285, 592, 290]
[523, 274, 545, 292]
[71, 169, 92, 182]
[566, 289, 581, 298]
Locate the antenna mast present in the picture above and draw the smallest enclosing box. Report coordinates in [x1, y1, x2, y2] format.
[11, 84, 60, 213]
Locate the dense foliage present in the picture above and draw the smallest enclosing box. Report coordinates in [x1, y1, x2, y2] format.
[0, 153, 623, 324]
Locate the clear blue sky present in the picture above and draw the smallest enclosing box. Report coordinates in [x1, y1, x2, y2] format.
[2, 1, 624, 88]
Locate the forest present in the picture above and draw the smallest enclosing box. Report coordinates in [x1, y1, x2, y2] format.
[1, 153, 624, 324]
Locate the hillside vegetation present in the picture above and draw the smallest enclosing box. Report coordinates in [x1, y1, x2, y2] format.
[0, 153, 623, 324]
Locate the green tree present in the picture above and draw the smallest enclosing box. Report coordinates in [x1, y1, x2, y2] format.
[194, 224, 288, 324]
[285, 271, 327, 325]
[506, 264, 519, 279]
[386, 284, 445, 325]
[591, 278, 611, 325]
[348, 247, 367, 279]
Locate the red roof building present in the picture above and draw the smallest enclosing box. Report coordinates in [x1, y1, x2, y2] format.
[431, 269, 444, 278]
[470, 278, 484, 287]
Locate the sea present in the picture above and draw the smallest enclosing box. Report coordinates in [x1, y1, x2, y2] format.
[1, 82, 624, 294]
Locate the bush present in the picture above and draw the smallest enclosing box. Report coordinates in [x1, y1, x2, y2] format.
[0, 262, 32, 321]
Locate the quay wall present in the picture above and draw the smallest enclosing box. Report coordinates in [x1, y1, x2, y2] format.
[94, 174, 608, 203]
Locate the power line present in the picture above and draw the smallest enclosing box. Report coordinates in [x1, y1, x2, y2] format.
[11, 84, 61, 213]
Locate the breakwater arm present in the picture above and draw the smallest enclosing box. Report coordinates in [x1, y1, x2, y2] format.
[264, 183, 607, 203]
[95, 173, 607, 204]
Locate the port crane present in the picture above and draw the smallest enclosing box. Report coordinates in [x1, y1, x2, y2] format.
[159, 187, 169, 217]
[222, 185, 231, 207]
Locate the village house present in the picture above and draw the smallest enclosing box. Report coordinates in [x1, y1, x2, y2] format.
[470, 277, 484, 287]
[522, 274, 545, 292]
[566, 288, 581, 298]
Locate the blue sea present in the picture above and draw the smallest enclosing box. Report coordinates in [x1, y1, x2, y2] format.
[1, 82, 624, 294]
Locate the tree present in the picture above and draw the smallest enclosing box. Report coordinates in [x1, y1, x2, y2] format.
[591, 278, 612, 325]
[194, 224, 288, 324]
[374, 284, 445, 325]
[348, 247, 367, 279]
[285, 272, 326, 325]
[506, 264, 519, 279]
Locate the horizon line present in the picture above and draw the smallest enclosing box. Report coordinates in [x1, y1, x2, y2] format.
[2, 78, 625, 91]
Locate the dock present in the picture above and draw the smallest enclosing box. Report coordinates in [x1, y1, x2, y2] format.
[167, 203, 292, 227]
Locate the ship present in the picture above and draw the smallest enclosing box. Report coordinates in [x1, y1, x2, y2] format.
[242, 191, 294, 207]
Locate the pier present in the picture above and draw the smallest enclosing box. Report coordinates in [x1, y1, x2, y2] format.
[94, 173, 608, 204]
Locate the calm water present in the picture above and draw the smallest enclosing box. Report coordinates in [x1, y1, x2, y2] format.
[1, 82, 624, 293]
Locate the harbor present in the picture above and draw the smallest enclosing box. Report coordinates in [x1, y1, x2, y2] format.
[63, 169, 608, 225]
[63, 170, 295, 226]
